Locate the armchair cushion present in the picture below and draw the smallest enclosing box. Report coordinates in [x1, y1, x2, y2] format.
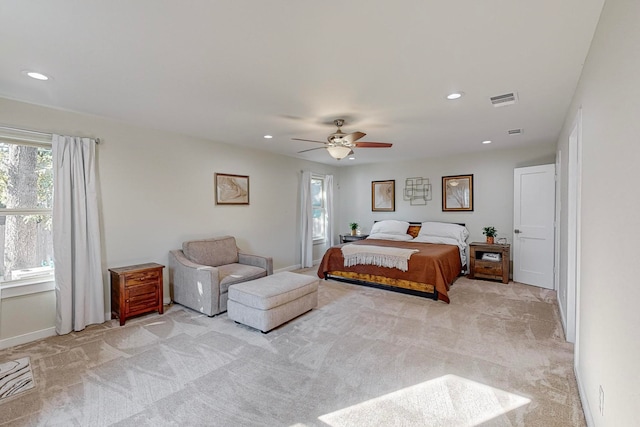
[218, 263, 269, 294]
[183, 235, 239, 267]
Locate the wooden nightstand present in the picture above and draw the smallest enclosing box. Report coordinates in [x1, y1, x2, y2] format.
[109, 263, 164, 325]
[469, 242, 510, 284]
[340, 234, 369, 243]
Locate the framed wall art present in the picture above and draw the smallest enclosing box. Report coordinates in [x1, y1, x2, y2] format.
[403, 177, 432, 206]
[372, 180, 395, 212]
[215, 173, 249, 205]
[442, 174, 473, 211]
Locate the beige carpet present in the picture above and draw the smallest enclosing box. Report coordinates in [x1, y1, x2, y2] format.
[0, 273, 585, 426]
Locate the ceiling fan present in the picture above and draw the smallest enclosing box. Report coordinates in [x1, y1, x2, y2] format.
[292, 119, 392, 160]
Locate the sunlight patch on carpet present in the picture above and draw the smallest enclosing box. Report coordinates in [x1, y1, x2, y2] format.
[0, 357, 35, 400]
[319, 374, 531, 427]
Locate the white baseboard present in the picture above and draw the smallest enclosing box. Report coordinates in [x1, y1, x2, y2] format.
[575, 365, 594, 427]
[557, 297, 568, 341]
[275, 264, 302, 273]
[275, 261, 321, 274]
[0, 326, 56, 350]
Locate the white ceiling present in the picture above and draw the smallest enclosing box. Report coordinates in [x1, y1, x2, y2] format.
[0, 1, 605, 165]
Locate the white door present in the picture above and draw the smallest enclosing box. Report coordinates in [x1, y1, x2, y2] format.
[513, 164, 556, 288]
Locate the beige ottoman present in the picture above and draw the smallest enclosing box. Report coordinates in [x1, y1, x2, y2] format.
[227, 271, 318, 333]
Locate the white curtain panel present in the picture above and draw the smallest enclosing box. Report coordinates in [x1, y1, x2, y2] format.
[326, 174, 335, 247]
[300, 171, 313, 268]
[52, 135, 105, 335]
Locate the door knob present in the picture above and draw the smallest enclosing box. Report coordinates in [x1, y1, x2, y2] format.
[514, 229, 522, 234]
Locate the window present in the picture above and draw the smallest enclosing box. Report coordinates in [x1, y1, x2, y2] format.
[311, 176, 326, 242]
[0, 139, 54, 284]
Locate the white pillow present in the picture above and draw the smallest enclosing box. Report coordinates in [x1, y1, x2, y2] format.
[413, 235, 464, 247]
[418, 222, 469, 243]
[413, 235, 468, 266]
[367, 233, 414, 241]
[370, 220, 410, 235]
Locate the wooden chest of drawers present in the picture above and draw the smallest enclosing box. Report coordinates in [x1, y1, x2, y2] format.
[469, 243, 510, 284]
[109, 263, 164, 326]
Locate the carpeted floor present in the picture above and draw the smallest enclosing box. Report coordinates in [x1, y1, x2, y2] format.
[0, 272, 585, 426]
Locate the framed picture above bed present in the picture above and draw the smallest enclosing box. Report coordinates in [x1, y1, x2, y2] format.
[442, 174, 473, 211]
[371, 180, 395, 212]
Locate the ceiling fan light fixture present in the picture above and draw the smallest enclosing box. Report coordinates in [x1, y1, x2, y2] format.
[292, 118, 391, 159]
[327, 145, 351, 160]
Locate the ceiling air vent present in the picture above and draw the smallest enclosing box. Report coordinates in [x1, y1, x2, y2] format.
[508, 128, 523, 135]
[490, 92, 518, 107]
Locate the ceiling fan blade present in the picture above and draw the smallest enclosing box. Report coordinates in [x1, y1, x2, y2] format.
[292, 138, 327, 144]
[342, 131, 366, 144]
[297, 147, 327, 154]
[355, 142, 393, 148]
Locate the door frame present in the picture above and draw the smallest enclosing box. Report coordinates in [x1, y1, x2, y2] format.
[565, 109, 582, 345]
[555, 151, 561, 293]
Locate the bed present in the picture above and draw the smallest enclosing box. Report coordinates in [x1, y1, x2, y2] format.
[317, 221, 468, 303]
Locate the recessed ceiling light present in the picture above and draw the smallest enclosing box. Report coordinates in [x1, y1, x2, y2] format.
[482, 140, 492, 144]
[447, 92, 463, 100]
[22, 70, 50, 81]
[348, 156, 356, 160]
[263, 135, 273, 139]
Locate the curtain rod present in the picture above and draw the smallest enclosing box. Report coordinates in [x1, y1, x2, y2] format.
[0, 125, 101, 144]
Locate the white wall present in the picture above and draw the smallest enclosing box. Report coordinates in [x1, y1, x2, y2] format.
[555, 0, 640, 425]
[0, 97, 338, 344]
[337, 145, 555, 254]
[0, 287, 56, 348]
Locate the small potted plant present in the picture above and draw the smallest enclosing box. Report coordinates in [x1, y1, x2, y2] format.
[349, 222, 359, 236]
[483, 226, 497, 244]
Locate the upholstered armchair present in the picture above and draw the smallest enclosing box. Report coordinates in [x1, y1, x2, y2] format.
[168, 236, 273, 316]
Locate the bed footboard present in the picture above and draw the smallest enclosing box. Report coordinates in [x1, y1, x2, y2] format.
[324, 273, 442, 302]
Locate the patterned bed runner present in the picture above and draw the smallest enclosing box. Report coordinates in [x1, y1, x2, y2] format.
[341, 244, 419, 271]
